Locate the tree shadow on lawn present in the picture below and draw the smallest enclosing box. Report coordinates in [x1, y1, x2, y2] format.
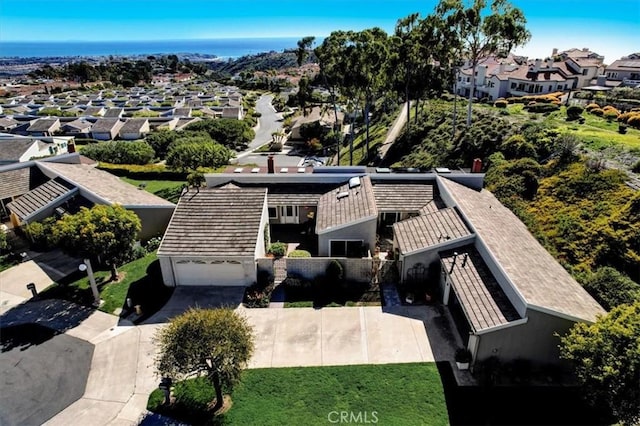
[119, 260, 174, 324]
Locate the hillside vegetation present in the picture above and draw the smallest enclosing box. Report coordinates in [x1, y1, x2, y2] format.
[387, 100, 640, 308]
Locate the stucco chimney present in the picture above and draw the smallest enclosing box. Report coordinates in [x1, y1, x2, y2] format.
[534, 58, 542, 71]
[552, 48, 558, 56]
[498, 62, 506, 74]
[546, 58, 554, 69]
[267, 154, 275, 174]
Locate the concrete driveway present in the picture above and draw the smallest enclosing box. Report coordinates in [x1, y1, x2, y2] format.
[243, 306, 434, 368]
[0, 261, 55, 314]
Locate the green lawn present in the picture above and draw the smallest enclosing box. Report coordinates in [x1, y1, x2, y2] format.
[120, 177, 186, 204]
[38, 252, 173, 318]
[148, 363, 448, 426]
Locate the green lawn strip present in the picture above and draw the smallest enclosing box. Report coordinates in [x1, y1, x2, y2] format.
[120, 177, 186, 203]
[148, 363, 448, 426]
[38, 252, 171, 316]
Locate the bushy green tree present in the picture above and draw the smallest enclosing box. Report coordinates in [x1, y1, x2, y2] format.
[145, 130, 177, 159]
[166, 137, 231, 171]
[81, 141, 155, 165]
[155, 308, 254, 413]
[560, 302, 640, 425]
[501, 134, 537, 160]
[185, 119, 254, 150]
[580, 267, 640, 311]
[51, 205, 141, 281]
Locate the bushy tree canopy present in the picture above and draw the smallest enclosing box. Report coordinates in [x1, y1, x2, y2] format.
[560, 302, 640, 425]
[81, 141, 155, 165]
[165, 137, 232, 171]
[185, 119, 254, 150]
[51, 204, 141, 280]
[580, 267, 640, 311]
[155, 308, 254, 412]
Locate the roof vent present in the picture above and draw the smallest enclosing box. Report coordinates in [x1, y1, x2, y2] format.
[280, 167, 289, 173]
[435, 167, 451, 174]
[337, 191, 349, 200]
[348, 176, 361, 189]
[251, 167, 260, 173]
[233, 167, 243, 173]
[297, 167, 306, 173]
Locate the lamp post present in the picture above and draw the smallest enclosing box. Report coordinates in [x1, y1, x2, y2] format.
[79, 258, 101, 306]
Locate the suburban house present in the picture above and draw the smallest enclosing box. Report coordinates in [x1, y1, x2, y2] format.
[60, 118, 93, 137]
[118, 118, 150, 140]
[26, 118, 61, 137]
[604, 53, 640, 88]
[1, 154, 175, 240]
[456, 48, 605, 100]
[221, 106, 243, 120]
[0, 133, 71, 165]
[157, 166, 604, 369]
[91, 119, 124, 140]
[84, 106, 106, 117]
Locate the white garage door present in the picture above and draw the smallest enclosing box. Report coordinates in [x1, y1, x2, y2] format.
[173, 260, 246, 286]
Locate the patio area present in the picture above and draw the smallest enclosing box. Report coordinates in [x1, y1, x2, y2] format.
[269, 224, 318, 256]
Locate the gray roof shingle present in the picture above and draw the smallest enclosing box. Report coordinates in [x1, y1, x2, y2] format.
[441, 246, 521, 332]
[91, 119, 122, 132]
[158, 186, 267, 257]
[394, 207, 472, 254]
[439, 177, 605, 322]
[36, 162, 174, 207]
[316, 175, 377, 233]
[27, 118, 59, 132]
[7, 178, 77, 221]
[372, 182, 435, 212]
[0, 166, 46, 199]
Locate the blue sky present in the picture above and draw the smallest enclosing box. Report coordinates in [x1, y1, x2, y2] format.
[1, 0, 638, 63]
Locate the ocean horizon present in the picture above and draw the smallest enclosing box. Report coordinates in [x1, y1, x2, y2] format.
[0, 37, 307, 59]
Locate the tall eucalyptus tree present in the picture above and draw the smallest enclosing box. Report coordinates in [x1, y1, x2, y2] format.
[436, 0, 530, 127]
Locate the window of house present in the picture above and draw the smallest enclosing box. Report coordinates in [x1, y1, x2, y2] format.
[511, 82, 516, 89]
[268, 207, 277, 219]
[330, 240, 363, 258]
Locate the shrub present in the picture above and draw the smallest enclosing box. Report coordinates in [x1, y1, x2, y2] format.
[455, 348, 472, 363]
[288, 249, 311, 258]
[144, 236, 162, 252]
[590, 108, 604, 116]
[268, 242, 287, 257]
[603, 110, 619, 121]
[632, 160, 640, 173]
[627, 115, 640, 129]
[525, 102, 560, 113]
[24, 217, 57, 249]
[326, 259, 344, 283]
[618, 124, 628, 134]
[81, 141, 155, 165]
[494, 99, 508, 108]
[585, 103, 600, 111]
[566, 105, 584, 120]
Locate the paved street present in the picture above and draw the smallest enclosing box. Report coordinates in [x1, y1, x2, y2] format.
[247, 94, 283, 150]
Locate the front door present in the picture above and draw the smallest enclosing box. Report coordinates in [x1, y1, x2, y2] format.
[280, 206, 299, 224]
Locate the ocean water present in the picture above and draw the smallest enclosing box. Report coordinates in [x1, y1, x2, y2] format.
[0, 37, 302, 59]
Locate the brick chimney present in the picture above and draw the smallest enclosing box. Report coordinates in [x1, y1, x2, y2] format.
[267, 154, 275, 174]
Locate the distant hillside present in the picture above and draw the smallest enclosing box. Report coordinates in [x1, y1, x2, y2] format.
[208, 50, 315, 76]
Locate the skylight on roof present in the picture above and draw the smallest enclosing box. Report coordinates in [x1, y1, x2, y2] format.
[348, 176, 361, 189]
[297, 167, 306, 173]
[251, 168, 260, 173]
[337, 191, 349, 199]
[280, 168, 289, 173]
[234, 167, 243, 173]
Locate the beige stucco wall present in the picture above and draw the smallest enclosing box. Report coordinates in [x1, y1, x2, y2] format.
[317, 218, 376, 257]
